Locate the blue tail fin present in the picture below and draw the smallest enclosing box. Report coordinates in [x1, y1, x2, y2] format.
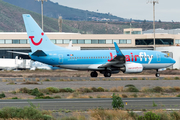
[23, 14, 68, 53]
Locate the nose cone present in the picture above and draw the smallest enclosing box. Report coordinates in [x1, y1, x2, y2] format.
[171, 58, 176, 64]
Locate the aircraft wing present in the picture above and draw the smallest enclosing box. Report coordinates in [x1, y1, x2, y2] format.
[98, 42, 126, 68]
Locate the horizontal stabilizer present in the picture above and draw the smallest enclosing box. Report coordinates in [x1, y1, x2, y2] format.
[7, 51, 29, 55]
[32, 50, 47, 56]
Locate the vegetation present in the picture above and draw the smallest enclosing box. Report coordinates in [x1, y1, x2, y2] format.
[0, 106, 54, 119]
[153, 86, 163, 93]
[126, 86, 139, 92]
[47, 87, 59, 93]
[0, 92, 5, 99]
[138, 111, 161, 120]
[112, 93, 124, 109]
[59, 88, 74, 93]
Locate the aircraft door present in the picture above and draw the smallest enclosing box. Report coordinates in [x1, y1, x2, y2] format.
[59, 54, 63, 63]
[156, 53, 161, 62]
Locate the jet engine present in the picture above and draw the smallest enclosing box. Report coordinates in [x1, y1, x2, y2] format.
[120, 63, 143, 73]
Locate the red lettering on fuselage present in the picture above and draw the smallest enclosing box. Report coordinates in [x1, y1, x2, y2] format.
[108, 53, 113, 61]
[109, 52, 139, 62]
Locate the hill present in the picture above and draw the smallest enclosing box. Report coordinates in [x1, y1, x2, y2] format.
[0, 0, 180, 34]
[2, 0, 126, 22]
[0, 0, 86, 32]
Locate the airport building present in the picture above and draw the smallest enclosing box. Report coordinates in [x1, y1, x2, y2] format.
[0, 28, 180, 69]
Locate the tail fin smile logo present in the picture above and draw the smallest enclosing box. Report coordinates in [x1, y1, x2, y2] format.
[29, 32, 44, 46]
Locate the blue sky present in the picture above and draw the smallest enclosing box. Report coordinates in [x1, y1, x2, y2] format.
[50, 0, 180, 22]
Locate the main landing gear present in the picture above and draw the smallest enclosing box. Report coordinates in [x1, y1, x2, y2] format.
[90, 71, 98, 77]
[90, 71, 112, 77]
[104, 71, 111, 77]
[156, 69, 160, 77]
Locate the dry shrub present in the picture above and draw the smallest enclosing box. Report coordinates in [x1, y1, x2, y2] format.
[114, 78, 121, 80]
[139, 93, 146, 97]
[76, 87, 92, 93]
[0, 118, 30, 120]
[151, 109, 173, 120]
[2, 79, 7, 82]
[16, 79, 23, 82]
[117, 86, 124, 92]
[141, 87, 153, 92]
[39, 89, 49, 93]
[21, 81, 39, 85]
[7, 81, 15, 85]
[99, 95, 109, 98]
[41, 110, 52, 116]
[90, 109, 133, 120]
[79, 95, 89, 99]
[70, 92, 78, 98]
[162, 86, 176, 93]
[110, 87, 119, 92]
[90, 78, 96, 81]
[174, 86, 180, 91]
[66, 94, 74, 99]
[110, 86, 123, 92]
[121, 94, 128, 98]
[35, 78, 40, 82]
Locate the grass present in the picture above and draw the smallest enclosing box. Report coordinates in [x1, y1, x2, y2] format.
[3, 85, 180, 100]
[6, 81, 16, 85]
[153, 101, 157, 107]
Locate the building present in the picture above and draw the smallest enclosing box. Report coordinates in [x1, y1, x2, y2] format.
[0, 28, 179, 61]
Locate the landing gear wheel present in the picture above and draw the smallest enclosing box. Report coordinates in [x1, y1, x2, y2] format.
[90, 71, 98, 77]
[104, 71, 111, 77]
[156, 73, 160, 77]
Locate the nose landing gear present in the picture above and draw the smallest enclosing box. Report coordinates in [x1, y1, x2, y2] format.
[155, 69, 160, 77]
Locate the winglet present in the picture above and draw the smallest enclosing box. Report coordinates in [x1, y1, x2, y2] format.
[114, 42, 124, 56]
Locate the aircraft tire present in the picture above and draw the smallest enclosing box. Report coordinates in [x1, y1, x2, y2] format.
[104, 71, 111, 77]
[156, 73, 160, 77]
[90, 71, 98, 77]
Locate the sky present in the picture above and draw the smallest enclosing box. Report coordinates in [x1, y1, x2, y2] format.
[50, 0, 180, 22]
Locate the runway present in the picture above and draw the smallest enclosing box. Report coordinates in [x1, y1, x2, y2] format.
[0, 98, 180, 110]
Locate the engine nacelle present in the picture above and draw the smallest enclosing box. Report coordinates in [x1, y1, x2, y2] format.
[121, 63, 143, 73]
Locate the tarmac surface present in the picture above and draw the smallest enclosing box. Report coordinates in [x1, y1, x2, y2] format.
[0, 98, 180, 110]
[0, 78, 180, 91]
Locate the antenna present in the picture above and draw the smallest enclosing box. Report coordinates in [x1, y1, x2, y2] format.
[36, 0, 48, 31]
[147, 0, 159, 50]
[58, 16, 63, 32]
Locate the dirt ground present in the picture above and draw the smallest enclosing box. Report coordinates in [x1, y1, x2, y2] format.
[0, 69, 179, 99]
[0, 69, 179, 78]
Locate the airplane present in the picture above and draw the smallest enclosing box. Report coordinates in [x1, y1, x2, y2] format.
[14, 14, 176, 77]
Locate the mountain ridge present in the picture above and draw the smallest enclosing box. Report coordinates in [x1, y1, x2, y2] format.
[2, 0, 126, 22]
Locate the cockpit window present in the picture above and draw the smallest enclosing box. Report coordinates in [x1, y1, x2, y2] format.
[164, 55, 168, 58]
